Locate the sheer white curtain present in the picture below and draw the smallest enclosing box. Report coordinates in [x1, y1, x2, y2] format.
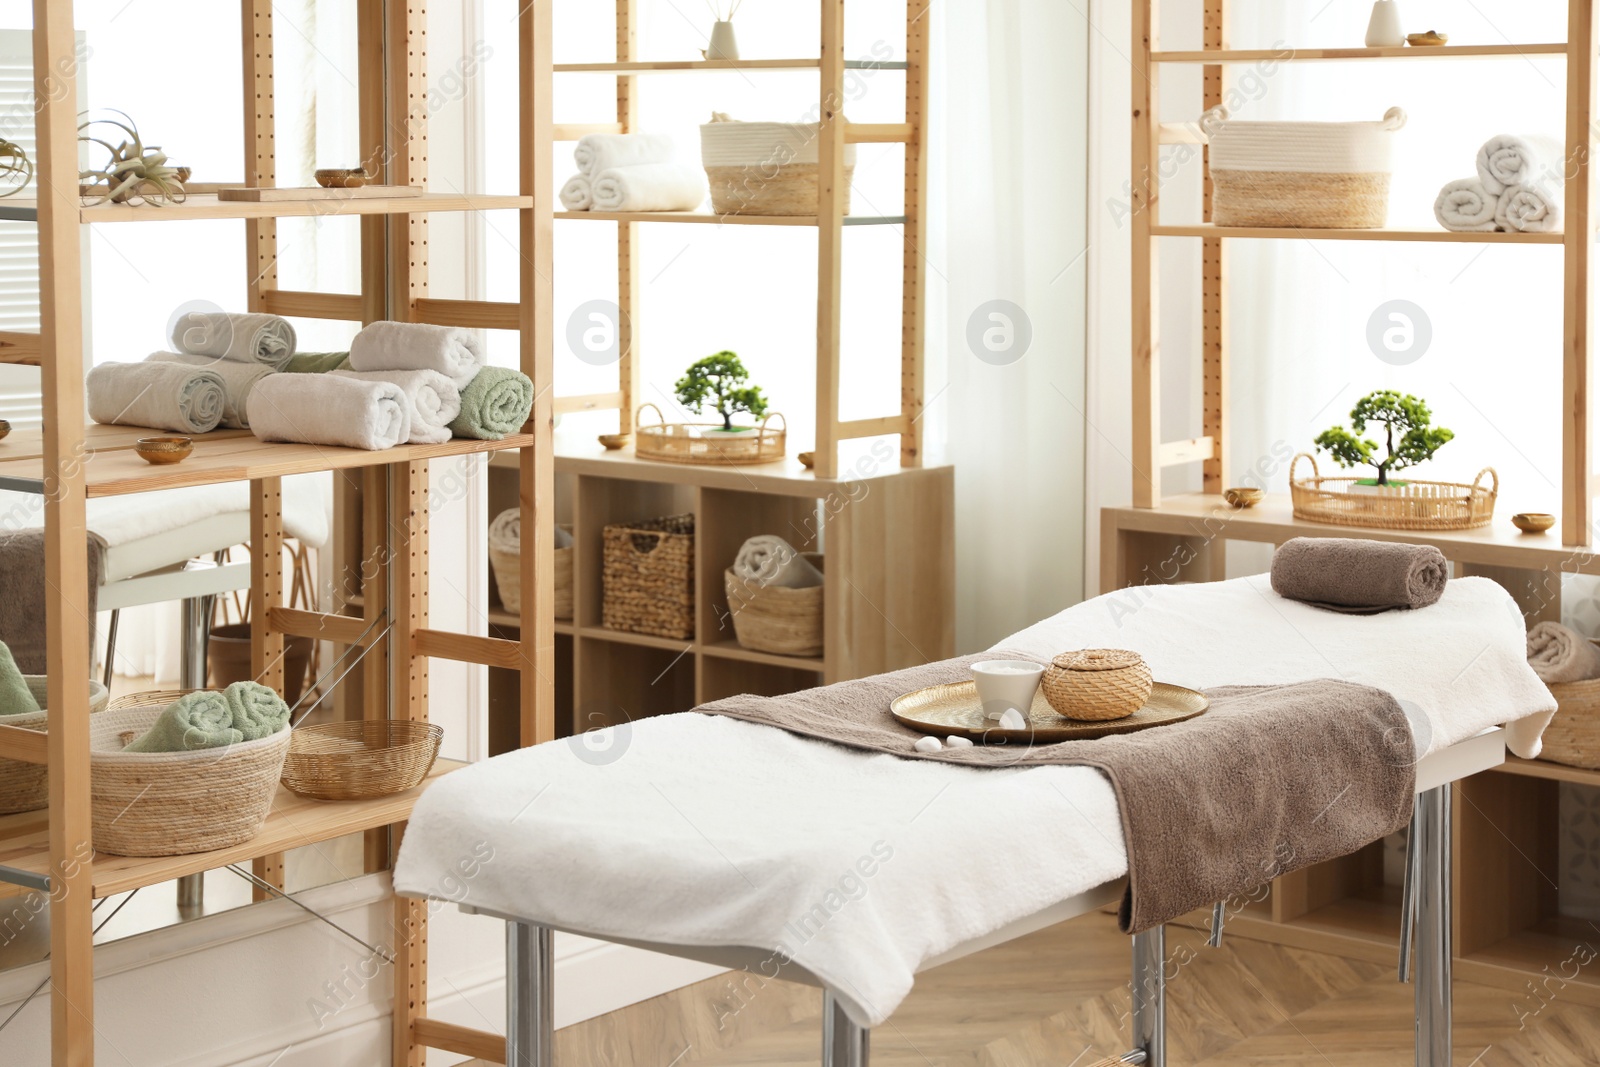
[928, 0, 1091, 650]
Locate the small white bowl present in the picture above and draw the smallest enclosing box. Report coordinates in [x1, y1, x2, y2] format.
[970, 659, 1045, 721]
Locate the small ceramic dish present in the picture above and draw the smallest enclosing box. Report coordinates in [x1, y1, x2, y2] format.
[1512, 512, 1556, 534]
[797, 451, 816, 470]
[1406, 31, 1448, 46]
[135, 436, 194, 465]
[597, 432, 632, 451]
[314, 168, 369, 189]
[0, 419, 10, 442]
[1223, 486, 1263, 509]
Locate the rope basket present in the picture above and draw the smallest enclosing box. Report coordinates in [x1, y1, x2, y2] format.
[725, 553, 824, 657]
[1290, 453, 1497, 531]
[91, 692, 291, 857]
[1042, 649, 1153, 722]
[1544, 654, 1600, 770]
[280, 720, 443, 801]
[0, 677, 110, 815]
[603, 513, 695, 639]
[634, 403, 787, 466]
[488, 508, 572, 620]
[1202, 106, 1405, 229]
[700, 119, 856, 216]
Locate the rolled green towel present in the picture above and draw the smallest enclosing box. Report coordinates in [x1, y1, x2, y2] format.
[225, 681, 290, 740]
[283, 350, 351, 374]
[123, 690, 243, 752]
[0, 641, 39, 716]
[448, 366, 533, 441]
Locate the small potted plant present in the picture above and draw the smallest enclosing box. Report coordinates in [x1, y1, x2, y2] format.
[675, 351, 769, 437]
[1314, 389, 1454, 493]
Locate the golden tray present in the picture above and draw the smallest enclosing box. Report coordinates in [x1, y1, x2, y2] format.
[891, 680, 1208, 743]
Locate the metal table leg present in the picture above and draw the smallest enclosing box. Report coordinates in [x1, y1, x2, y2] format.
[175, 594, 213, 911]
[1414, 785, 1452, 1067]
[823, 991, 869, 1067]
[1129, 925, 1165, 1067]
[507, 921, 554, 1067]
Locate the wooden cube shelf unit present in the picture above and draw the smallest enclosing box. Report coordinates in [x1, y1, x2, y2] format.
[482, 443, 955, 755]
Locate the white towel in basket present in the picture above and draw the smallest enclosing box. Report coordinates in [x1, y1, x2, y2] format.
[1433, 178, 1499, 233]
[733, 535, 822, 588]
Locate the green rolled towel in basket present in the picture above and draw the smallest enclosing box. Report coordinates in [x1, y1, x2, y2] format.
[123, 690, 243, 752]
[282, 350, 351, 374]
[0, 641, 39, 716]
[226, 681, 290, 740]
[449, 366, 534, 441]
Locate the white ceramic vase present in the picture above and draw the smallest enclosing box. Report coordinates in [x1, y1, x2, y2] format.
[1365, 1, 1404, 47]
[706, 20, 739, 61]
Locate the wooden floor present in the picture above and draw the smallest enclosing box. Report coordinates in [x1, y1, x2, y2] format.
[469, 910, 1600, 1066]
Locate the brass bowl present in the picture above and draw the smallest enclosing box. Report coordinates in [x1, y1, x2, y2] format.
[0, 419, 10, 442]
[1512, 512, 1556, 534]
[135, 436, 193, 465]
[597, 432, 632, 451]
[1406, 31, 1448, 46]
[1223, 486, 1263, 509]
[798, 451, 816, 470]
[314, 168, 368, 189]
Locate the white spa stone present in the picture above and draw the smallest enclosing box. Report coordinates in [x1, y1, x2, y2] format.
[998, 708, 1027, 731]
[913, 736, 944, 753]
[945, 735, 975, 749]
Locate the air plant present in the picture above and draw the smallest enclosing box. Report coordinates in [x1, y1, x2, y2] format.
[0, 138, 31, 198]
[77, 111, 186, 206]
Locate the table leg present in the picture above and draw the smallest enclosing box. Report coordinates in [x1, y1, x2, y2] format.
[175, 594, 212, 911]
[823, 991, 870, 1067]
[1130, 925, 1165, 1067]
[1415, 785, 1452, 1067]
[506, 921, 554, 1067]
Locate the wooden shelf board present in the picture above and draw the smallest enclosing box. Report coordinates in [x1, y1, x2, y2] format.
[0, 192, 533, 225]
[1458, 918, 1600, 1005]
[0, 430, 536, 497]
[557, 209, 906, 227]
[1496, 756, 1600, 786]
[1105, 493, 1596, 571]
[0, 424, 255, 463]
[1151, 43, 1569, 62]
[0, 759, 465, 901]
[486, 608, 574, 636]
[552, 57, 908, 72]
[1153, 223, 1564, 244]
[700, 639, 825, 672]
[578, 625, 695, 654]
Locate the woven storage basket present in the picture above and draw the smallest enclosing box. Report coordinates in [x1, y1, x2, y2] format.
[603, 513, 695, 639]
[1290, 453, 1497, 531]
[91, 692, 291, 857]
[488, 508, 573, 620]
[1543, 648, 1600, 770]
[634, 403, 786, 466]
[1042, 649, 1153, 722]
[1201, 106, 1406, 228]
[700, 118, 856, 216]
[0, 677, 110, 815]
[725, 553, 824, 657]
[280, 720, 443, 801]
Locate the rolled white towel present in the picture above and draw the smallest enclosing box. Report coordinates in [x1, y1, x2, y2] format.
[145, 351, 271, 429]
[333, 368, 460, 444]
[347, 320, 485, 389]
[1476, 134, 1565, 196]
[1527, 621, 1600, 684]
[169, 311, 296, 369]
[1433, 178, 1498, 233]
[559, 174, 593, 211]
[248, 373, 412, 451]
[86, 361, 227, 434]
[574, 133, 675, 179]
[733, 535, 823, 589]
[590, 164, 708, 213]
[1495, 183, 1562, 233]
[490, 507, 574, 553]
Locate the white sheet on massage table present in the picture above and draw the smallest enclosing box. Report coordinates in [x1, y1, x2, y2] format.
[393, 574, 1556, 1029]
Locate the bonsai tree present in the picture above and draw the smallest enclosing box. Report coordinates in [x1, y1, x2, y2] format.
[674, 351, 769, 432]
[1313, 389, 1453, 486]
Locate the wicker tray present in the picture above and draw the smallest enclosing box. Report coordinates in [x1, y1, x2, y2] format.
[280, 720, 443, 801]
[91, 692, 291, 857]
[634, 403, 786, 466]
[1290, 453, 1497, 531]
[891, 680, 1208, 743]
[0, 677, 110, 815]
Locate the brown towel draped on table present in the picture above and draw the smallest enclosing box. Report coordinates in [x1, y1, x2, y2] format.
[0, 529, 105, 674]
[697, 653, 1416, 934]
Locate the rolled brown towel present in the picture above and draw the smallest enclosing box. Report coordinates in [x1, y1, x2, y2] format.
[1269, 537, 1448, 614]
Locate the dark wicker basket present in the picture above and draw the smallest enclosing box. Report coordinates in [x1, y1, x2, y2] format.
[602, 514, 695, 639]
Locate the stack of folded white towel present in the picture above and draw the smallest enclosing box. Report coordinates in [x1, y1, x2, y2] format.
[559, 133, 708, 213]
[1435, 134, 1564, 234]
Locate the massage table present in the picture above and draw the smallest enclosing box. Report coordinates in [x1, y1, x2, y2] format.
[394, 574, 1557, 1067]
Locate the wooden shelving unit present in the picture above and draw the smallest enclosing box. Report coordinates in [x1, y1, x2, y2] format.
[1111, 0, 1600, 1008]
[3, 1, 555, 1063]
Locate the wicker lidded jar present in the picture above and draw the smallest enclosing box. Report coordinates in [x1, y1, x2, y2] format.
[1042, 649, 1153, 722]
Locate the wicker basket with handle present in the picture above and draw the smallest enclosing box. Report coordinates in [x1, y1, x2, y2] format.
[1201, 106, 1406, 228]
[1041, 649, 1153, 722]
[724, 553, 824, 657]
[700, 118, 856, 216]
[280, 720, 443, 801]
[603, 514, 695, 639]
[0, 677, 111, 815]
[633, 403, 786, 466]
[91, 691, 291, 857]
[1290, 453, 1497, 531]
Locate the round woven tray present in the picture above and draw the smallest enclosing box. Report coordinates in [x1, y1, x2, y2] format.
[634, 403, 786, 466]
[91, 692, 291, 857]
[280, 720, 443, 801]
[1290, 453, 1497, 531]
[0, 677, 110, 815]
